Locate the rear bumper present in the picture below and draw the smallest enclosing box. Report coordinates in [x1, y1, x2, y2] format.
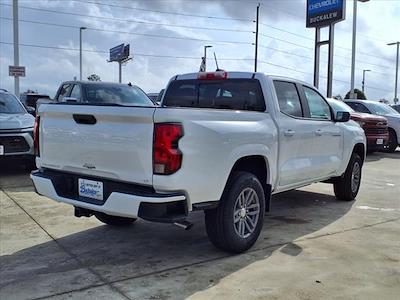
[30, 169, 188, 222]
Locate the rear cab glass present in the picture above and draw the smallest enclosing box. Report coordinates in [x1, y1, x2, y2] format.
[83, 84, 154, 107]
[163, 79, 266, 112]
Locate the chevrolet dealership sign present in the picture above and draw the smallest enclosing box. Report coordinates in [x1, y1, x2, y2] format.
[306, 0, 346, 28]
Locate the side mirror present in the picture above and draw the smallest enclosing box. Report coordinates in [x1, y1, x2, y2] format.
[26, 106, 36, 116]
[335, 111, 351, 122]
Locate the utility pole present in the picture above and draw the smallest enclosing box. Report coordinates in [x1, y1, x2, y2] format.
[13, 0, 19, 98]
[350, 0, 370, 99]
[388, 41, 400, 103]
[118, 62, 122, 83]
[79, 27, 86, 81]
[204, 45, 212, 72]
[327, 24, 335, 98]
[362, 69, 371, 93]
[254, 3, 260, 72]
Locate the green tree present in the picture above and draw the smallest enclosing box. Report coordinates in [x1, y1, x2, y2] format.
[87, 74, 101, 81]
[344, 89, 367, 100]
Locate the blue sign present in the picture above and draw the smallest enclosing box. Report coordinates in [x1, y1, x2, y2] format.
[306, 0, 346, 28]
[109, 44, 124, 62]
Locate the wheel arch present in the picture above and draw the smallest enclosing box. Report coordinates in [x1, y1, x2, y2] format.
[353, 143, 366, 164]
[224, 155, 272, 212]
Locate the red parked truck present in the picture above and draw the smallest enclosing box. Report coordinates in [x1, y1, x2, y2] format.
[327, 99, 388, 152]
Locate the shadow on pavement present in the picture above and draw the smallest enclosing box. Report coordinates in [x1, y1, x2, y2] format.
[0, 161, 35, 189]
[0, 188, 355, 300]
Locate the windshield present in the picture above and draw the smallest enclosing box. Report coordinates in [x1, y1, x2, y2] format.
[0, 93, 26, 114]
[84, 84, 154, 106]
[328, 100, 354, 113]
[367, 102, 399, 115]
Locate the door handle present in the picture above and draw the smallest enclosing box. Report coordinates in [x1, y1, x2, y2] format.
[284, 129, 295, 137]
[315, 129, 323, 136]
[73, 114, 97, 125]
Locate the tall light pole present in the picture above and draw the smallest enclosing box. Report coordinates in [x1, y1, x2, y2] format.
[362, 69, 371, 93]
[79, 27, 87, 80]
[204, 45, 212, 72]
[254, 3, 260, 72]
[388, 41, 400, 103]
[13, 0, 19, 98]
[350, 0, 369, 99]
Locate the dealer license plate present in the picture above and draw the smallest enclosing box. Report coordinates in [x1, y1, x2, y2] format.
[376, 139, 383, 145]
[78, 178, 103, 201]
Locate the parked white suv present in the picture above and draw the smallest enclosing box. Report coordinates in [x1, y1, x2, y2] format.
[31, 72, 366, 253]
[0, 89, 35, 168]
[344, 100, 400, 152]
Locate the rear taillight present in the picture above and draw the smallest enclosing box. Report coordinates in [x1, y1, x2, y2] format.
[153, 123, 183, 175]
[197, 71, 227, 80]
[34, 116, 40, 156]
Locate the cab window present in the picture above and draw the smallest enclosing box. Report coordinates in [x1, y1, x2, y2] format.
[273, 81, 303, 117]
[70, 84, 81, 101]
[57, 84, 72, 101]
[303, 86, 332, 120]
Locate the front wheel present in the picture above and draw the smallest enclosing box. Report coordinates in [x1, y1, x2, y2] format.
[95, 213, 137, 226]
[205, 171, 265, 253]
[387, 129, 398, 153]
[333, 153, 362, 201]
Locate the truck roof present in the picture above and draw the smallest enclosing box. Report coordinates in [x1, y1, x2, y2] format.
[174, 71, 311, 86]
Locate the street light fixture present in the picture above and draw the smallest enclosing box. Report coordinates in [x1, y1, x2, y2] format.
[204, 45, 212, 72]
[350, 0, 370, 99]
[388, 41, 400, 104]
[79, 26, 87, 81]
[362, 69, 371, 93]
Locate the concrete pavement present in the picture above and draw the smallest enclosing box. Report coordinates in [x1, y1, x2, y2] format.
[0, 151, 399, 300]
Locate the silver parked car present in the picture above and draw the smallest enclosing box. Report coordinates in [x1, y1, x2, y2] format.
[0, 89, 35, 168]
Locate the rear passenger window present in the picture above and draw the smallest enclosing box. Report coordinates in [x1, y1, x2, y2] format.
[273, 81, 303, 117]
[163, 79, 266, 112]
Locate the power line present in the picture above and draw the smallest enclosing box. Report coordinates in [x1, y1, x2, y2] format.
[259, 2, 391, 44]
[0, 41, 252, 61]
[0, 17, 253, 45]
[259, 22, 394, 62]
[0, 3, 254, 33]
[259, 32, 393, 70]
[258, 43, 391, 77]
[72, 0, 252, 22]
[0, 41, 391, 93]
[258, 60, 391, 92]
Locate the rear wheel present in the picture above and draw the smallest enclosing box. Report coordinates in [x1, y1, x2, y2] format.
[205, 171, 265, 253]
[95, 213, 136, 226]
[334, 153, 362, 201]
[387, 129, 398, 153]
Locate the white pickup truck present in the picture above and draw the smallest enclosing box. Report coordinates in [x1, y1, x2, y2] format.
[31, 72, 366, 253]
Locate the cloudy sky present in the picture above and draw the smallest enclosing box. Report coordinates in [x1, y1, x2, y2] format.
[0, 0, 399, 101]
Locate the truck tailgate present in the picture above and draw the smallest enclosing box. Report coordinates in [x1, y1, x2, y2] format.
[38, 104, 156, 185]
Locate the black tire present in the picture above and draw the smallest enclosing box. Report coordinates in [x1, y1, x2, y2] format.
[24, 158, 36, 171]
[387, 129, 398, 153]
[95, 213, 137, 226]
[334, 153, 362, 201]
[205, 171, 265, 253]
